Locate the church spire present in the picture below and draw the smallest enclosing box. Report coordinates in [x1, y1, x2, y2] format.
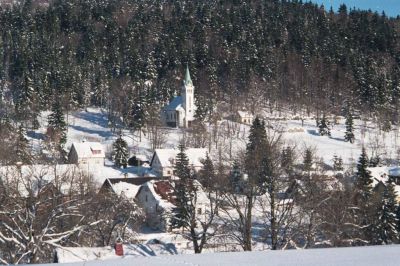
[184, 64, 193, 86]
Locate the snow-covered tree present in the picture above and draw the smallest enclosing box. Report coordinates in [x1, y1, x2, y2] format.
[372, 181, 399, 245]
[13, 125, 32, 164]
[344, 111, 355, 143]
[171, 144, 220, 253]
[332, 154, 344, 171]
[113, 134, 128, 168]
[318, 114, 331, 136]
[0, 165, 100, 264]
[47, 99, 67, 146]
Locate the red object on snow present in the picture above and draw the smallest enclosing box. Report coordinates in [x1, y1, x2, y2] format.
[115, 242, 124, 256]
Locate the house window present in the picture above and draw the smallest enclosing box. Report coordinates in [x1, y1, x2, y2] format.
[197, 208, 202, 215]
[167, 170, 171, 175]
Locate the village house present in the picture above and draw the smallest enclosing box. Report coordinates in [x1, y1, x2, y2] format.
[98, 177, 157, 197]
[162, 66, 196, 128]
[136, 180, 176, 231]
[150, 148, 208, 177]
[68, 141, 105, 167]
[236, 110, 254, 125]
[136, 180, 208, 231]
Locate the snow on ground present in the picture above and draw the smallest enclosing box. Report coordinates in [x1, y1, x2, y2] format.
[36, 245, 400, 266]
[54, 242, 178, 263]
[29, 107, 400, 174]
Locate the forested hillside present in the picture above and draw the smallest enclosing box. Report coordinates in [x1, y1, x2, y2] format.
[0, 0, 399, 128]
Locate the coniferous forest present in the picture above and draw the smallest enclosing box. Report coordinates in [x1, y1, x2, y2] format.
[0, 0, 400, 129]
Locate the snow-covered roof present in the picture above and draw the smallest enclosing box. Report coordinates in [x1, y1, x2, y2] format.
[55, 242, 178, 263]
[164, 96, 183, 111]
[237, 110, 253, 118]
[70, 142, 105, 159]
[151, 148, 208, 168]
[368, 166, 400, 199]
[0, 164, 85, 196]
[111, 181, 141, 199]
[142, 180, 176, 210]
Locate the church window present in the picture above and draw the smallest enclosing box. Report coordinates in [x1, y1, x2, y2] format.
[189, 97, 191, 108]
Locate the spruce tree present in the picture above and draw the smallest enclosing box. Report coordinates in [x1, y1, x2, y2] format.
[303, 148, 313, 172]
[318, 114, 331, 136]
[355, 148, 373, 200]
[230, 160, 242, 193]
[344, 111, 355, 143]
[332, 155, 344, 171]
[14, 125, 32, 164]
[47, 100, 67, 146]
[281, 146, 294, 175]
[171, 143, 192, 229]
[354, 147, 374, 243]
[199, 153, 215, 189]
[113, 135, 128, 168]
[245, 117, 269, 187]
[372, 181, 399, 244]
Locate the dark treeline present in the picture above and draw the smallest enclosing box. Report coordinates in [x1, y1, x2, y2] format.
[1, 0, 400, 128]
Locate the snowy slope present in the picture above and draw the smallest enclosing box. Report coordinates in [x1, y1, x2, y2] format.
[36, 245, 400, 266]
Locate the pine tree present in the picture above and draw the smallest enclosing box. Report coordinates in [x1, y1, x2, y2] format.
[47, 100, 67, 146]
[303, 148, 313, 172]
[171, 143, 192, 229]
[332, 155, 344, 171]
[245, 117, 269, 187]
[355, 148, 373, 200]
[372, 181, 399, 244]
[230, 160, 242, 193]
[281, 146, 294, 175]
[344, 111, 355, 143]
[198, 153, 215, 189]
[318, 114, 331, 136]
[113, 135, 128, 168]
[354, 147, 374, 243]
[13, 125, 32, 164]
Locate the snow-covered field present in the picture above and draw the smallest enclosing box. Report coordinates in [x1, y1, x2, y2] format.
[36, 245, 400, 266]
[54, 108, 398, 167]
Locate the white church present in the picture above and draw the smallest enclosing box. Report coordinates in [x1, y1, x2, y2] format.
[162, 66, 196, 128]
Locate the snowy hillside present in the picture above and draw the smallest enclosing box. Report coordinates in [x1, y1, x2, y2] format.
[30, 107, 400, 170]
[36, 245, 400, 266]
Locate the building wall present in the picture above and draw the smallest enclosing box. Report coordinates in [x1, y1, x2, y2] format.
[136, 186, 168, 231]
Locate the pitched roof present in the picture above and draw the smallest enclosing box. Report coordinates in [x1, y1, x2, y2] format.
[164, 96, 183, 111]
[184, 65, 193, 86]
[106, 177, 157, 186]
[237, 110, 253, 118]
[151, 148, 208, 168]
[70, 142, 105, 158]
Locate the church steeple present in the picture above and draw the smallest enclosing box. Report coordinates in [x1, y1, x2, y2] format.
[184, 64, 193, 86]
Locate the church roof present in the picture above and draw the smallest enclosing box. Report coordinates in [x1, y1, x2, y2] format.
[184, 65, 193, 86]
[164, 96, 183, 111]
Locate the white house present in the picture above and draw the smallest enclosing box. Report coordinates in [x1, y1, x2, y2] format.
[162, 66, 196, 128]
[68, 141, 105, 167]
[136, 180, 175, 230]
[136, 180, 208, 231]
[150, 148, 207, 177]
[236, 110, 254, 125]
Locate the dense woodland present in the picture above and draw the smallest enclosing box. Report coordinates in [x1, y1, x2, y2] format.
[0, 0, 400, 130]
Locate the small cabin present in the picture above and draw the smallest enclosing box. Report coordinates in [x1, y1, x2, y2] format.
[150, 148, 207, 177]
[68, 142, 105, 166]
[236, 110, 254, 125]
